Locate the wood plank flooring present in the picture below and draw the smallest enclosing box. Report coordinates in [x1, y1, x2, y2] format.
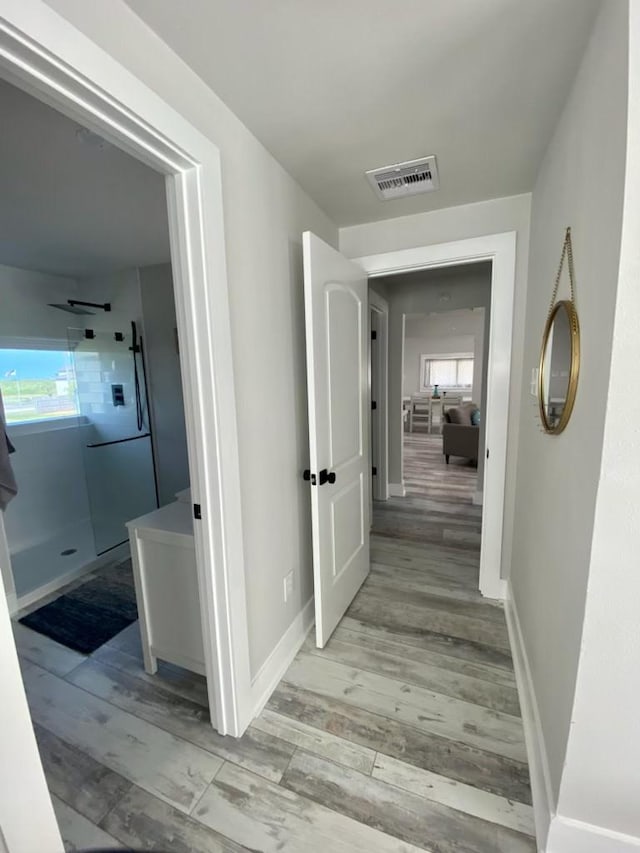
[14, 433, 534, 851]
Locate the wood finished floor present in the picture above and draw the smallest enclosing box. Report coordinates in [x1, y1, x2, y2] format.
[15, 433, 534, 852]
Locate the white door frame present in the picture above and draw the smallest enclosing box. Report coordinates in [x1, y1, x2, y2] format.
[0, 5, 251, 734]
[354, 233, 516, 599]
[369, 289, 389, 502]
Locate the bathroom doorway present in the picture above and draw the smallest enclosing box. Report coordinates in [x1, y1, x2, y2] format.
[0, 73, 213, 712]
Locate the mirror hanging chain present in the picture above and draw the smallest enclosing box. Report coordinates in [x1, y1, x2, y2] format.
[547, 226, 577, 319]
[538, 226, 581, 435]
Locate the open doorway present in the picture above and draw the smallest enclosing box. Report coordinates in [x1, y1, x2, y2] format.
[0, 13, 255, 850]
[358, 235, 516, 601]
[301, 230, 514, 642]
[368, 262, 491, 604]
[0, 79, 191, 619]
[0, 69, 229, 801]
[0, 12, 254, 759]
[0, 68, 235, 845]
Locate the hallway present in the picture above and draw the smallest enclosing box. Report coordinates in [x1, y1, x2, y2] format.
[14, 433, 534, 851]
[268, 433, 534, 849]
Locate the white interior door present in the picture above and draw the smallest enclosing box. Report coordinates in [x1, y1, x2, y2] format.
[303, 232, 370, 647]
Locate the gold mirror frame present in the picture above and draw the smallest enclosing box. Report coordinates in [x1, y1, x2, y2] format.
[538, 299, 580, 435]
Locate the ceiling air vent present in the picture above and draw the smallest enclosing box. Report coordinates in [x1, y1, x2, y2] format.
[366, 156, 439, 201]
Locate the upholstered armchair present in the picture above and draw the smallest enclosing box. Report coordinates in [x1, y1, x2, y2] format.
[442, 403, 480, 464]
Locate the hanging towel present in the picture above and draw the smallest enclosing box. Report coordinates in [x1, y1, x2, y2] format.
[0, 388, 18, 511]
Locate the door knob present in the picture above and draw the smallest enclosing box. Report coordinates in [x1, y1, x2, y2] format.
[304, 469, 335, 486]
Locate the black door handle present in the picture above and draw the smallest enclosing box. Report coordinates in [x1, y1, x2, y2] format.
[304, 469, 336, 486]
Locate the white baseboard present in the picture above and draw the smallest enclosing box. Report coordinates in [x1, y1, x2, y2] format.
[546, 815, 640, 852]
[480, 577, 506, 601]
[250, 596, 314, 720]
[506, 581, 640, 853]
[504, 580, 554, 850]
[472, 489, 484, 506]
[388, 482, 406, 497]
[15, 543, 130, 613]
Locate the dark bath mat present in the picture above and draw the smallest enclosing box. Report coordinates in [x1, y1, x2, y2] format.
[20, 561, 138, 654]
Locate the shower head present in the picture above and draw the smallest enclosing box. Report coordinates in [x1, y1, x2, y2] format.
[48, 302, 95, 315]
[48, 300, 111, 315]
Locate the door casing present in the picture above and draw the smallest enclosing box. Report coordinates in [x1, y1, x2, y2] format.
[0, 3, 251, 737]
[354, 233, 517, 600]
[369, 289, 389, 502]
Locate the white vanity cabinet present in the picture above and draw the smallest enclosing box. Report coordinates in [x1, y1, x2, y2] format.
[126, 501, 205, 676]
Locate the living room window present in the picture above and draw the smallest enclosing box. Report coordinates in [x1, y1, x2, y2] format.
[420, 353, 474, 391]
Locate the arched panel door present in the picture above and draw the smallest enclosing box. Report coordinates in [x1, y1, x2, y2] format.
[303, 232, 370, 647]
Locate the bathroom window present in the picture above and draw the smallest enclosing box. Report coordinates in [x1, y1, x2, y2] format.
[0, 347, 80, 424]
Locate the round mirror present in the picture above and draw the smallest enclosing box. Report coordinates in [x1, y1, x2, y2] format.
[538, 299, 580, 434]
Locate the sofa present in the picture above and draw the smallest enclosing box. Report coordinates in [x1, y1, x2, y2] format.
[442, 402, 479, 464]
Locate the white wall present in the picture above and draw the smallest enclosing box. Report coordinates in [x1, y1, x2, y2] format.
[77, 268, 142, 335]
[549, 1, 640, 846]
[341, 193, 531, 577]
[4, 424, 94, 595]
[139, 263, 190, 505]
[0, 263, 79, 339]
[77, 265, 189, 504]
[509, 0, 630, 847]
[402, 309, 485, 404]
[42, 0, 339, 677]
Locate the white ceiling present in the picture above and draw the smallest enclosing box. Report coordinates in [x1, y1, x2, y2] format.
[125, 0, 601, 226]
[0, 78, 170, 278]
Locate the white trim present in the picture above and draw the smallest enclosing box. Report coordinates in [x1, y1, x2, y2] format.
[369, 289, 389, 502]
[505, 580, 553, 849]
[5, 591, 17, 616]
[472, 490, 484, 506]
[506, 582, 640, 853]
[546, 815, 640, 853]
[0, 513, 16, 616]
[250, 596, 314, 719]
[355, 232, 516, 600]
[388, 482, 406, 497]
[0, 3, 251, 735]
[14, 543, 130, 614]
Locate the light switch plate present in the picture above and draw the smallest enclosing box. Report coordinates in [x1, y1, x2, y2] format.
[530, 367, 539, 397]
[283, 571, 294, 602]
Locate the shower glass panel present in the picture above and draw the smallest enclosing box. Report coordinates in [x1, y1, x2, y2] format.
[68, 327, 158, 555]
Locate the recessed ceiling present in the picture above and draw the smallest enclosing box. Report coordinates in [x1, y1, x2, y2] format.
[0, 77, 170, 278]
[124, 0, 600, 226]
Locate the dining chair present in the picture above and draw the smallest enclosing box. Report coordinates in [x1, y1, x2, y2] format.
[409, 393, 431, 432]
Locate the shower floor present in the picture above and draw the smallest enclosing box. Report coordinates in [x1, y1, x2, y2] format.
[11, 520, 98, 600]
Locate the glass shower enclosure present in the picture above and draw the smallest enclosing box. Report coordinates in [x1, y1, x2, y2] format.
[68, 324, 158, 555]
